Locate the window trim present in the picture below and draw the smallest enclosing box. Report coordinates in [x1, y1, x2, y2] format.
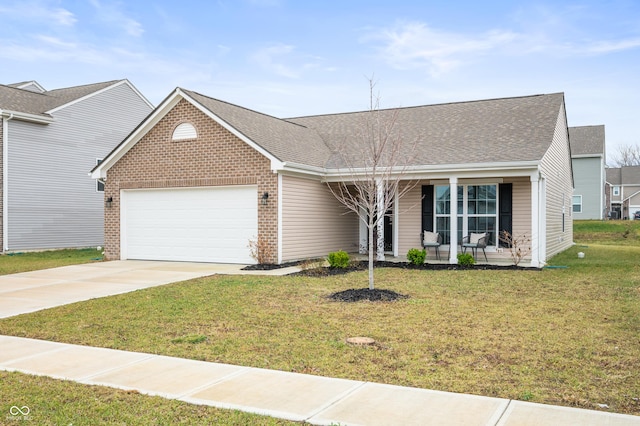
[434, 183, 499, 246]
[572, 195, 582, 213]
[96, 159, 104, 192]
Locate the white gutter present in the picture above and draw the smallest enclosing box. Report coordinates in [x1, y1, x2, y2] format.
[2, 111, 14, 251]
[279, 160, 541, 181]
[1, 110, 53, 125]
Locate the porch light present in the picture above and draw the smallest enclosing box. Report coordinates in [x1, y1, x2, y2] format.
[261, 192, 269, 205]
[105, 196, 113, 208]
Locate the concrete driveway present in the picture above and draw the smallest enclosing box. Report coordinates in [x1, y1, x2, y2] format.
[0, 260, 298, 319]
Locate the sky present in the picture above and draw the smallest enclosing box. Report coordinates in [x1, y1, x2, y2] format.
[1, 0, 639, 158]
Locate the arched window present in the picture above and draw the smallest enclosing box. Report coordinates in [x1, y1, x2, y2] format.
[172, 122, 197, 141]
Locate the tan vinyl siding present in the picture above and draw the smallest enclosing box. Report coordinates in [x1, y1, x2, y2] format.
[540, 103, 574, 259]
[397, 183, 422, 256]
[281, 174, 358, 261]
[510, 177, 532, 239]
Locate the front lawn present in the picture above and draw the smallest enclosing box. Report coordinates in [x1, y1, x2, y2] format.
[1, 241, 639, 415]
[0, 371, 295, 425]
[0, 248, 102, 275]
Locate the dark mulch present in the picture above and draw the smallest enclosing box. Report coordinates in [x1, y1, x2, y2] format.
[329, 288, 409, 302]
[242, 260, 303, 271]
[291, 260, 538, 277]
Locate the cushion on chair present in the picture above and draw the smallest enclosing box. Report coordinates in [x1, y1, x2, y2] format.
[423, 231, 439, 245]
[469, 233, 485, 244]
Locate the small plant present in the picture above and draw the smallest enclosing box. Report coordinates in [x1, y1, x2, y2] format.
[248, 235, 275, 264]
[499, 231, 532, 266]
[457, 252, 475, 266]
[327, 250, 350, 268]
[406, 248, 426, 265]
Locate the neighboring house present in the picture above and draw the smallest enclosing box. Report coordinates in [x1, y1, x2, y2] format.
[92, 89, 575, 267]
[0, 80, 153, 252]
[606, 166, 640, 219]
[569, 125, 606, 220]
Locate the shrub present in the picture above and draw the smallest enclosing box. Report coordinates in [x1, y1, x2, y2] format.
[406, 248, 426, 266]
[499, 231, 532, 266]
[327, 250, 350, 268]
[248, 235, 274, 264]
[457, 252, 475, 266]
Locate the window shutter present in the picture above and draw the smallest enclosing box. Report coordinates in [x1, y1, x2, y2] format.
[422, 185, 434, 232]
[499, 183, 512, 247]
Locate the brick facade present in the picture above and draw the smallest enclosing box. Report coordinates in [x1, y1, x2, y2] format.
[104, 99, 278, 262]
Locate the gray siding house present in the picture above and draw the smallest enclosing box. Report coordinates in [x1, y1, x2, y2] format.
[569, 125, 606, 219]
[93, 90, 575, 267]
[0, 80, 153, 251]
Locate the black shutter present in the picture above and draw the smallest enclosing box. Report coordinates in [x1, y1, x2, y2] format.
[422, 185, 434, 232]
[499, 183, 512, 247]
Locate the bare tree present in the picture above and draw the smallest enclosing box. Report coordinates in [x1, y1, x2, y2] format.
[609, 143, 640, 167]
[326, 79, 418, 290]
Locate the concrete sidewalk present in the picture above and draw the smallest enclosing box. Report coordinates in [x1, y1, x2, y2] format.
[1, 261, 639, 424]
[1, 335, 639, 425]
[0, 260, 300, 318]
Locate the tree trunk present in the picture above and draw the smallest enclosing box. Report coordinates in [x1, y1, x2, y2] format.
[368, 215, 375, 290]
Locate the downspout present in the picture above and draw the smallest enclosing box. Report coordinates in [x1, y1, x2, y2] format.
[2, 112, 13, 252]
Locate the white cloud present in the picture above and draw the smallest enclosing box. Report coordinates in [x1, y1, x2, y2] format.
[250, 43, 300, 78]
[89, 0, 144, 37]
[0, 1, 76, 26]
[584, 38, 640, 54]
[367, 22, 517, 76]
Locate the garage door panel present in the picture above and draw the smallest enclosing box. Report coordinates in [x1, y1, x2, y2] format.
[122, 186, 258, 263]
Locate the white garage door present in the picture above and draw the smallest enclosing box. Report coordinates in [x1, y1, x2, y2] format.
[121, 186, 258, 263]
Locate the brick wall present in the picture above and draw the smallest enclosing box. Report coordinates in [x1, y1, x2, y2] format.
[104, 98, 278, 262]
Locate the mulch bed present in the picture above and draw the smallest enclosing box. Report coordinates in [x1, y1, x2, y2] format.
[328, 288, 409, 302]
[289, 260, 538, 277]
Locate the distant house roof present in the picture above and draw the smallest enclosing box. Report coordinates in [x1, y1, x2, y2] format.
[607, 168, 622, 185]
[606, 166, 640, 185]
[622, 166, 640, 185]
[569, 125, 605, 156]
[0, 80, 125, 121]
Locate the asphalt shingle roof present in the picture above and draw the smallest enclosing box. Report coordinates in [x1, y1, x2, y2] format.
[0, 80, 120, 118]
[287, 93, 565, 168]
[183, 91, 565, 169]
[607, 168, 622, 185]
[621, 166, 640, 185]
[569, 125, 605, 156]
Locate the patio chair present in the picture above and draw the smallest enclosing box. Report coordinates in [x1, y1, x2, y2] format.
[422, 231, 442, 260]
[461, 232, 489, 262]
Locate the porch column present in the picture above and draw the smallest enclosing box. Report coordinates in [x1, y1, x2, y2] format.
[376, 178, 385, 261]
[449, 177, 458, 264]
[530, 173, 540, 267]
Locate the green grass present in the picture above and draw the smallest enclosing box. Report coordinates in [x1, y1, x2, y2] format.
[0, 371, 294, 425]
[1, 221, 639, 418]
[573, 219, 640, 246]
[0, 248, 102, 275]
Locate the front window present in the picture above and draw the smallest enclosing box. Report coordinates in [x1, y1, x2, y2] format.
[613, 186, 620, 196]
[435, 184, 497, 246]
[572, 195, 582, 213]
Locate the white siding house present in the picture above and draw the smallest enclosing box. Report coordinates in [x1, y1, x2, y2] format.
[0, 80, 153, 251]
